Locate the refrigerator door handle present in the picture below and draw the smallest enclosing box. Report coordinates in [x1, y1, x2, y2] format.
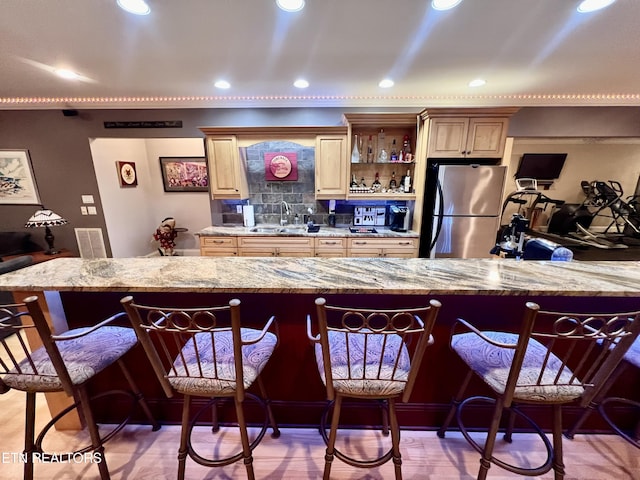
[429, 179, 445, 252]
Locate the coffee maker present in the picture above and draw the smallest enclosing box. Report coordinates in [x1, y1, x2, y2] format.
[389, 205, 411, 232]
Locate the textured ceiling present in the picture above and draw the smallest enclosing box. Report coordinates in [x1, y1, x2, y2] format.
[1, 0, 639, 109]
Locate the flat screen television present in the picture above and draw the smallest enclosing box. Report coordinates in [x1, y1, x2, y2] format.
[515, 153, 567, 180]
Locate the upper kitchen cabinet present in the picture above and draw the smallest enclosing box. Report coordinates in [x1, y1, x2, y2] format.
[342, 113, 422, 200]
[422, 108, 519, 159]
[203, 135, 249, 200]
[315, 134, 348, 199]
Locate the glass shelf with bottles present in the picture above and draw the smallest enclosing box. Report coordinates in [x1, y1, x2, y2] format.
[351, 131, 415, 165]
[348, 169, 415, 198]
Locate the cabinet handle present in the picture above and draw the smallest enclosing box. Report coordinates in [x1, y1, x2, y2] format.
[324, 241, 338, 245]
[398, 241, 412, 245]
[213, 240, 224, 244]
[354, 241, 367, 245]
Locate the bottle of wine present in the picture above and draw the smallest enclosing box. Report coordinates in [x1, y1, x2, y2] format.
[350, 173, 358, 189]
[366, 136, 374, 163]
[402, 134, 412, 162]
[403, 169, 412, 193]
[359, 177, 367, 188]
[372, 172, 382, 192]
[390, 139, 398, 162]
[351, 134, 360, 163]
[389, 171, 397, 190]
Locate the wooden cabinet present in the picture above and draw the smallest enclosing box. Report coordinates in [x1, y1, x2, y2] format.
[347, 237, 418, 258]
[314, 237, 347, 257]
[238, 236, 314, 257]
[315, 135, 348, 199]
[422, 108, 519, 159]
[204, 135, 249, 200]
[343, 113, 421, 201]
[199, 236, 238, 256]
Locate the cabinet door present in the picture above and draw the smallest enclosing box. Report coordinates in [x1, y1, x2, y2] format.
[466, 118, 509, 157]
[427, 118, 469, 158]
[206, 136, 249, 199]
[315, 135, 347, 199]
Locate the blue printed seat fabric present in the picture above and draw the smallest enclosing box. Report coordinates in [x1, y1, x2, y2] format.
[168, 328, 278, 396]
[315, 330, 410, 397]
[623, 337, 640, 368]
[451, 331, 584, 402]
[2, 326, 137, 392]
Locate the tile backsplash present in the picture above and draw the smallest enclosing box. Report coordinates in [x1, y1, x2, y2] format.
[218, 140, 406, 226]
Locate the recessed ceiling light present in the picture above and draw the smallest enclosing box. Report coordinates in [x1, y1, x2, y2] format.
[214, 80, 231, 89]
[431, 0, 463, 11]
[577, 0, 616, 12]
[55, 69, 81, 80]
[293, 79, 309, 89]
[378, 78, 395, 88]
[117, 0, 151, 15]
[276, 0, 305, 12]
[468, 78, 486, 87]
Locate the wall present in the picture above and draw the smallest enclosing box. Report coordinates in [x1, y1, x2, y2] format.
[1, 106, 640, 257]
[89, 138, 210, 257]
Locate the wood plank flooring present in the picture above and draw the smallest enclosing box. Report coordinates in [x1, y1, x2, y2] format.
[1, 382, 638, 479]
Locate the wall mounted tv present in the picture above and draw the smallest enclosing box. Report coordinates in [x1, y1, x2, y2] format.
[515, 153, 567, 180]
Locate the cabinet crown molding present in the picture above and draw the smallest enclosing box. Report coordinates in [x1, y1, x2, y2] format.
[420, 107, 520, 120]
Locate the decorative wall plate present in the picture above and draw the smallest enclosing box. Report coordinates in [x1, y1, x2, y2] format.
[117, 161, 137, 187]
[264, 152, 298, 181]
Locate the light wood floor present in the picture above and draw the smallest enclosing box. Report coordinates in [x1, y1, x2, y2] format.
[1, 381, 638, 480]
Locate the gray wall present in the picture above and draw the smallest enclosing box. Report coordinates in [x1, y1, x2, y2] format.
[1, 106, 639, 255]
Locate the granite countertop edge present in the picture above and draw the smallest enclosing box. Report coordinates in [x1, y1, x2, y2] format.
[196, 225, 419, 238]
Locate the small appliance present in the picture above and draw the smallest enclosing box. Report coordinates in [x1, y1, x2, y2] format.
[389, 205, 410, 232]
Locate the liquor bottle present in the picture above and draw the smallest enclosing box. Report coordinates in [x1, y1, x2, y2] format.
[359, 177, 367, 188]
[403, 169, 412, 193]
[351, 134, 360, 163]
[350, 173, 358, 189]
[389, 171, 397, 190]
[402, 134, 412, 162]
[366, 136, 374, 163]
[372, 172, 382, 192]
[375, 129, 386, 162]
[390, 139, 398, 162]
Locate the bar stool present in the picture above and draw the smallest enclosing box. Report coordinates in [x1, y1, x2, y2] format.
[437, 302, 640, 480]
[565, 337, 640, 447]
[121, 296, 280, 480]
[306, 297, 441, 480]
[0, 296, 160, 480]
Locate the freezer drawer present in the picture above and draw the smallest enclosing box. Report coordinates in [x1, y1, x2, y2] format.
[432, 215, 499, 258]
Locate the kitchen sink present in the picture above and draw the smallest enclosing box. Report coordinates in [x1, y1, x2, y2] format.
[249, 226, 307, 234]
[249, 227, 281, 233]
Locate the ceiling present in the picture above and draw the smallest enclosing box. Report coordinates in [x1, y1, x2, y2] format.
[1, 0, 640, 110]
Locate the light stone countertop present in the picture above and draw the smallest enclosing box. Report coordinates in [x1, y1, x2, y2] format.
[1, 257, 639, 296]
[196, 225, 420, 238]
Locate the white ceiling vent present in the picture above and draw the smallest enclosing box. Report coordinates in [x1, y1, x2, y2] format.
[74, 228, 107, 259]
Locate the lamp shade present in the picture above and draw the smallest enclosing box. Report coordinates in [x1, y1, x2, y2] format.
[25, 209, 68, 228]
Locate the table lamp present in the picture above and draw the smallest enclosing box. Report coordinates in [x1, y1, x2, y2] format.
[25, 208, 68, 255]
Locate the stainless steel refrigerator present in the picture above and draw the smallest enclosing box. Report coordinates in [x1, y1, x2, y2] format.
[420, 164, 507, 258]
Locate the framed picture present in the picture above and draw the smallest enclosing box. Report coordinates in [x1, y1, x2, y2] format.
[264, 152, 298, 181]
[116, 161, 138, 187]
[0, 150, 41, 205]
[159, 157, 209, 192]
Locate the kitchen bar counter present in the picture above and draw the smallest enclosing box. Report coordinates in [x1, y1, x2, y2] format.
[2, 256, 639, 432]
[0, 257, 640, 295]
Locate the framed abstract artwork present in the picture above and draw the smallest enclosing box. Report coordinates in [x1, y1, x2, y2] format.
[159, 157, 209, 192]
[0, 150, 41, 205]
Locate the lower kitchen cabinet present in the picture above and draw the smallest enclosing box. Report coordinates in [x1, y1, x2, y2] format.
[199, 234, 418, 258]
[347, 237, 418, 258]
[199, 236, 238, 256]
[314, 237, 347, 257]
[238, 236, 314, 257]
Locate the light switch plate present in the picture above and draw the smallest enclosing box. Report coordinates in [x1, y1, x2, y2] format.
[80, 206, 88, 215]
[87, 206, 97, 215]
[81, 195, 95, 204]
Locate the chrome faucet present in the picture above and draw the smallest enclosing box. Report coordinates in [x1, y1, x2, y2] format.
[280, 201, 290, 226]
